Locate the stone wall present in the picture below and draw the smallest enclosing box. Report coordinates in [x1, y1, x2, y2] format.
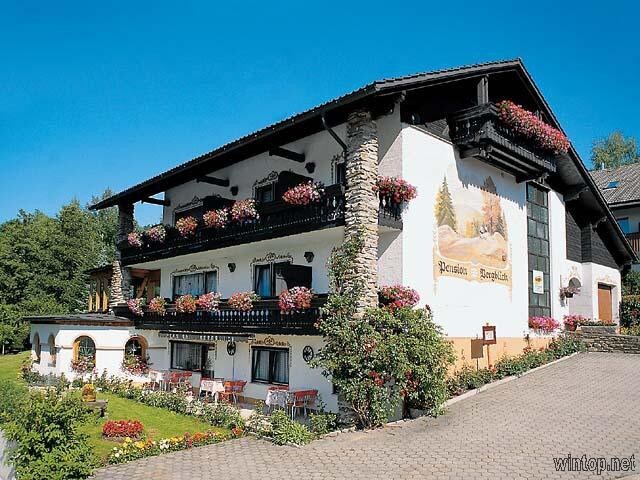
[344, 109, 379, 316]
[574, 328, 640, 354]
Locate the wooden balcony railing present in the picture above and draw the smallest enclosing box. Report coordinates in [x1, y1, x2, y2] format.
[626, 232, 640, 253]
[448, 103, 558, 181]
[116, 295, 327, 335]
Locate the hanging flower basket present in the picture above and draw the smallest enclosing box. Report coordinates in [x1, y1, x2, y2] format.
[282, 182, 324, 206]
[145, 225, 166, 243]
[176, 216, 198, 237]
[374, 177, 417, 205]
[528, 316, 560, 334]
[175, 294, 197, 313]
[230, 199, 259, 223]
[228, 291, 259, 311]
[496, 100, 570, 154]
[197, 292, 222, 312]
[559, 285, 580, 300]
[378, 285, 420, 311]
[127, 298, 145, 317]
[203, 208, 229, 229]
[127, 232, 143, 248]
[148, 297, 166, 316]
[278, 287, 313, 313]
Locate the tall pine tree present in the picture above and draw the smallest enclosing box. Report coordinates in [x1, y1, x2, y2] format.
[435, 177, 457, 232]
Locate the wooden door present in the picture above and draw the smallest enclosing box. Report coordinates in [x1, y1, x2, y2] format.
[597, 284, 613, 323]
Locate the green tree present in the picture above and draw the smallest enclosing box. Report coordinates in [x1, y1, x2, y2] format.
[435, 177, 457, 232]
[89, 189, 118, 265]
[591, 131, 639, 170]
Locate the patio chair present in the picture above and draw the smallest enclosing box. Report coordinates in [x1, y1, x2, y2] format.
[288, 389, 318, 419]
[219, 380, 246, 404]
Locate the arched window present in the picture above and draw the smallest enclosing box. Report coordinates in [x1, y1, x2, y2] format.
[48, 334, 56, 367]
[125, 337, 145, 358]
[33, 333, 41, 364]
[123, 337, 149, 375]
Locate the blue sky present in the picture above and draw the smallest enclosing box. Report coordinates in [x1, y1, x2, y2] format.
[1, 1, 639, 226]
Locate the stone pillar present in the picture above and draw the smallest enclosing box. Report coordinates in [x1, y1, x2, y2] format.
[109, 259, 125, 307]
[110, 204, 134, 308]
[116, 203, 134, 245]
[344, 109, 379, 316]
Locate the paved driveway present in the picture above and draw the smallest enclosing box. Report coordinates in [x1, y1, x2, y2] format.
[92, 353, 640, 479]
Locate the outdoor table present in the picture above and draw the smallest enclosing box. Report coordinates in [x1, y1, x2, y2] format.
[265, 389, 289, 411]
[200, 379, 225, 402]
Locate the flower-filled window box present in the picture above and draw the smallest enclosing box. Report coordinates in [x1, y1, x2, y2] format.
[175, 294, 197, 313]
[496, 100, 570, 154]
[197, 292, 222, 312]
[278, 286, 313, 313]
[378, 285, 420, 312]
[148, 297, 166, 316]
[203, 208, 229, 229]
[145, 225, 166, 243]
[127, 232, 143, 248]
[528, 316, 560, 334]
[228, 291, 259, 311]
[230, 199, 259, 224]
[72, 355, 96, 374]
[282, 182, 324, 206]
[374, 177, 417, 206]
[122, 353, 151, 375]
[127, 298, 146, 317]
[176, 216, 198, 238]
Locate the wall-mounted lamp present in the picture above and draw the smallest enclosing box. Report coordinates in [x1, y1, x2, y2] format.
[304, 162, 316, 174]
[304, 251, 314, 263]
[227, 263, 236, 272]
[230, 186, 239, 196]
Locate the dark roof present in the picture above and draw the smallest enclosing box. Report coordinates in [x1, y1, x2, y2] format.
[28, 313, 133, 327]
[590, 163, 640, 207]
[89, 59, 523, 210]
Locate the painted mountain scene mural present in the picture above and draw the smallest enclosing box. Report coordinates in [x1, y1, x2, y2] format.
[433, 173, 511, 287]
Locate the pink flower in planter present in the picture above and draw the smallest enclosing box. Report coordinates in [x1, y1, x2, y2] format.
[228, 291, 259, 311]
[563, 314, 590, 331]
[197, 292, 222, 312]
[373, 177, 417, 205]
[282, 182, 324, 206]
[175, 294, 197, 313]
[176, 216, 198, 237]
[127, 232, 143, 248]
[203, 208, 229, 229]
[378, 285, 420, 311]
[278, 287, 313, 313]
[148, 297, 166, 316]
[127, 298, 145, 317]
[230, 199, 259, 223]
[528, 316, 560, 334]
[145, 225, 166, 243]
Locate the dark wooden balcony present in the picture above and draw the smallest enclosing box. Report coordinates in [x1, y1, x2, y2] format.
[120, 184, 403, 265]
[448, 103, 558, 182]
[626, 232, 640, 253]
[118, 296, 327, 335]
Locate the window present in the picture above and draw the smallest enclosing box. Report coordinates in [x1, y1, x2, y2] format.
[33, 333, 41, 364]
[125, 337, 145, 358]
[48, 334, 56, 367]
[253, 262, 291, 298]
[251, 347, 289, 385]
[171, 342, 207, 371]
[527, 183, 551, 317]
[254, 264, 273, 297]
[172, 271, 218, 299]
[605, 181, 619, 189]
[255, 184, 275, 203]
[616, 217, 630, 234]
[335, 161, 346, 185]
[74, 336, 96, 361]
[174, 205, 203, 223]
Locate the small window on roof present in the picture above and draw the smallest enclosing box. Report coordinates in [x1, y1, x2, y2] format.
[605, 181, 619, 189]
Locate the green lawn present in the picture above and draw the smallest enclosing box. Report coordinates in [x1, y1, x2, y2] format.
[0, 352, 226, 463]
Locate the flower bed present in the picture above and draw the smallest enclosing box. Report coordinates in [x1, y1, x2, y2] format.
[528, 316, 560, 334]
[378, 285, 420, 311]
[102, 420, 144, 439]
[278, 287, 313, 313]
[496, 100, 570, 154]
[282, 181, 324, 206]
[203, 208, 229, 229]
[197, 292, 222, 312]
[148, 296, 166, 316]
[228, 291, 259, 311]
[374, 177, 417, 205]
[127, 298, 145, 317]
[230, 199, 259, 223]
[145, 225, 166, 243]
[176, 216, 198, 237]
[175, 294, 197, 313]
[127, 232, 143, 248]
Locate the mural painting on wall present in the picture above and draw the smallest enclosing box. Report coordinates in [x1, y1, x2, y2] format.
[433, 171, 512, 288]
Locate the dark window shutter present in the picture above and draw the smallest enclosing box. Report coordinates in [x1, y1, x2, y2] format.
[203, 195, 234, 211]
[175, 205, 203, 222]
[278, 264, 312, 290]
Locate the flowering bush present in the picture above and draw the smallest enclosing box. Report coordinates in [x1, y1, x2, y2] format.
[175, 294, 197, 313]
[203, 208, 229, 229]
[127, 232, 143, 248]
[378, 285, 420, 312]
[563, 314, 590, 332]
[228, 291, 259, 311]
[278, 287, 313, 313]
[148, 297, 166, 316]
[122, 354, 151, 375]
[176, 216, 198, 237]
[197, 292, 222, 312]
[145, 225, 166, 243]
[230, 199, 259, 223]
[528, 316, 560, 334]
[374, 177, 417, 205]
[127, 298, 145, 317]
[282, 181, 324, 206]
[102, 420, 144, 439]
[496, 100, 570, 154]
[108, 430, 236, 464]
[71, 355, 95, 374]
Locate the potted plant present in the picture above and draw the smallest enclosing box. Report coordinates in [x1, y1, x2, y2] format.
[282, 182, 324, 206]
[278, 286, 313, 313]
[228, 291, 260, 311]
[127, 298, 145, 317]
[559, 285, 580, 300]
[230, 199, 259, 224]
[175, 294, 197, 313]
[148, 296, 166, 316]
[145, 225, 167, 243]
[82, 383, 96, 402]
[197, 292, 222, 312]
[374, 176, 418, 206]
[203, 208, 229, 229]
[127, 232, 143, 248]
[528, 316, 560, 334]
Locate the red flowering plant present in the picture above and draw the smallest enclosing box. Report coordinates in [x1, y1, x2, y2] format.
[528, 316, 560, 334]
[71, 355, 95, 374]
[378, 285, 420, 312]
[282, 181, 324, 206]
[496, 100, 570, 154]
[148, 297, 166, 316]
[176, 216, 198, 237]
[230, 199, 259, 223]
[373, 177, 417, 205]
[175, 294, 197, 313]
[145, 225, 166, 243]
[127, 298, 145, 317]
[563, 314, 590, 332]
[203, 208, 229, 229]
[102, 420, 144, 439]
[278, 287, 313, 313]
[197, 292, 222, 312]
[228, 291, 259, 311]
[127, 232, 143, 248]
[122, 353, 151, 375]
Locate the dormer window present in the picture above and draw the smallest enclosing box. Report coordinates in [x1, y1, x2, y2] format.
[605, 181, 619, 189]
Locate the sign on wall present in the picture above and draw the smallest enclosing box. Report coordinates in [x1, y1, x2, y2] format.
[433, 171, 512, 288]
[532, 270, 544, 294]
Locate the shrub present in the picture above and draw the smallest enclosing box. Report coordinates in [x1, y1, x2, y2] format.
[621, 325, 640, 336]
[3, 390, 95, 480]
[102, 420, 144, 438]
[200, 402, 245, 430]
[620, 295, 640, 328]
[0, 380, 26, 424]
[309, 411, 338, 436]
[268, 410, 313, 446]
[378, 285, 420, 312]
[622, 270, 640, 296]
